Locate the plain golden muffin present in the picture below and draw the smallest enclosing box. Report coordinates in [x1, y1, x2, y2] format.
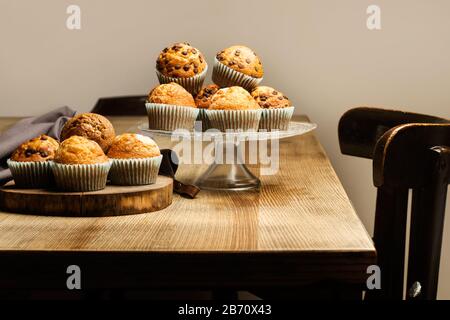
[148, 82, 196, 107]
[156, 42, 207, 78]
[107, 133, 161, 159]
[251, 86, 292, 109]
[60, 113, 115, 152]
[209, 87, 261, 111]
[216, 45, 263, 78]
[54, 136, 109, 165]
[10, 135, 59, 162]
[195, 84, 220, 109]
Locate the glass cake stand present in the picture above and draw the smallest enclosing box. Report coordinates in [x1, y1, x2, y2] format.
[139, 121, 317, 191]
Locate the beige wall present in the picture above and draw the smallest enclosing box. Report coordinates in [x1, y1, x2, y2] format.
[1, 0, 449, 298]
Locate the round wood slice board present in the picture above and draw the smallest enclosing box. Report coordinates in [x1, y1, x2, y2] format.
[0, 176, 173, 217]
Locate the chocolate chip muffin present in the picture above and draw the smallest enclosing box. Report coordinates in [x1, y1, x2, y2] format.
[107, 133, 162, 185]
[251, 86, 292, 109]
[156, 42, 207, 78]
[251, 87, 295, 131]
[10, 135, 59, 162]
[146, 83, 199, 131]
[193, 84, 219, 131]
[156, 42, 208, 95]
[195, 84, 220, 109]
[216, 46, 263, 78]
[60, 113, 115, 153]
[213, 45, 264, 91]
[52, 136, 111, 191]
[206, 86, 262, 131]
[7, 135, 60, 188]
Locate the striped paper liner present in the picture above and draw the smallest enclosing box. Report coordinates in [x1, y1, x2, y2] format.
[109, 155, 162, 186]
[51, 161, 112, 192]
[156, 65, 208, 95]
[259, 106, 295, 131]
[7, 159, 53, 188]
[145, 103, 199, 131]
[212, 57, 263, 91]
[205, 109, 262, 132]
[196, 108, 211, 131]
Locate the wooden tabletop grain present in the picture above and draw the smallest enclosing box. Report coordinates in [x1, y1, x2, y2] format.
[0, 115, 376, 290]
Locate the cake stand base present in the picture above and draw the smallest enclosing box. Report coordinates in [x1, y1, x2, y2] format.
[195, 162, 260, 191]
[195, 141, 260, 191]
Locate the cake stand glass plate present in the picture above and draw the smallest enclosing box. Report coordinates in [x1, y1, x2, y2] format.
[139, 121, 316, 141]
[139, 121, 317, 191]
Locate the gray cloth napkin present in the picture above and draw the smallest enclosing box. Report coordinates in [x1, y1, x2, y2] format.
[0, 106, 76, 185]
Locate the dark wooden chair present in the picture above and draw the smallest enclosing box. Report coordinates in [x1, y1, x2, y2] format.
[91, 95, 147, 116]
[338, 107, 450, 300]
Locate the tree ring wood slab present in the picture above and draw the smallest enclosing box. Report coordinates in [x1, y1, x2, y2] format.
[0, 176, 173, 217]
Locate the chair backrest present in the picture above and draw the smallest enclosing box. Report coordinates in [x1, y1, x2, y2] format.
[339, 107, 450, 300]
[91, 95, 148, 116]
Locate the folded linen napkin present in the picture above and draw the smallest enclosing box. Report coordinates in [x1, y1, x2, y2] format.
[0, 106, 76, 185]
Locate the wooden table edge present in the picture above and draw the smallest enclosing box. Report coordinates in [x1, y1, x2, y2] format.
[0, 250, 376, 289]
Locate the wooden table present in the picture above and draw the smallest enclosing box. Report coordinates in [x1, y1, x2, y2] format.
[0, 115, 376, 298]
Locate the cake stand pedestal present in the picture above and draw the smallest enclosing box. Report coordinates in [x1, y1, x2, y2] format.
[194, 141, 260, 191]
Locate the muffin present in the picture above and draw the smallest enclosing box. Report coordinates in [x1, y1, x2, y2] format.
[156, 42, 207, 95]
[145, 82, 199, 131]
[60, 113, 115, 153]
[194, 84, 220, 131]
[212, 45, 263, 91]
[209, 86, 260, 110]
[51, 136, 112, 191]
[195, 84, 220, 109]
[7, 135, 59, 188]
[107, 133, 162, 185]
[206, 86, 262, 131]
[251, 86, 295, 130]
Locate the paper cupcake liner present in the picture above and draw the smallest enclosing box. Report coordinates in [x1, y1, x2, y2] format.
[196, 108, 211, 131]
[156, 65, 208, 95]
[109, 155, 162, 186]
[51, 161, 112, 192]
[206, 109, 262, 132]
[259, 106, 295, 131]
[212, 57, 263, 91]
[145, 103, 199, 131]
[7, 159, 53, 188]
